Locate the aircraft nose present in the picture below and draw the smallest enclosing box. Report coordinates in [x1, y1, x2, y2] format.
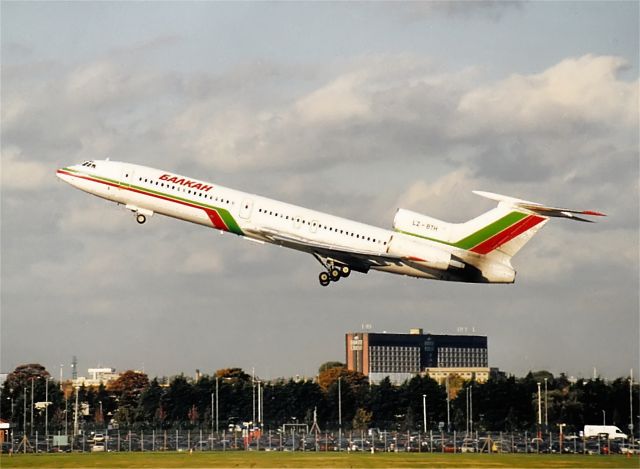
[56, 167, 74, 184]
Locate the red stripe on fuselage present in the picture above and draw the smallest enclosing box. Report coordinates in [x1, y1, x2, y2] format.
[470, 215, 545, 255]
[58, 170, 230, 232]
[406, 256, 426, 262]
[204, 209, 229, 231]
[57, 169, 121, 190]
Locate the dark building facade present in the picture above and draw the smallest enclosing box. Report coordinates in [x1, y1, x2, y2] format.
[346, 328, 489, 384]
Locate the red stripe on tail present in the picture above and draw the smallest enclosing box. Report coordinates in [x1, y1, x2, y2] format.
[471, 215, 545, 255]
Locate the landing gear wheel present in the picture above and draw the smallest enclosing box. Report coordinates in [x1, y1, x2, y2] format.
[319, 272, 330, 286]
[340, 265, 351, 277]
[136, 214, 146, 224]
[330, 268, 341, 281]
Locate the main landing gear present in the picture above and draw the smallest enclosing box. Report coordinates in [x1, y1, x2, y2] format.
[317, 262, 351, 287]
[136, 213, 147, 224]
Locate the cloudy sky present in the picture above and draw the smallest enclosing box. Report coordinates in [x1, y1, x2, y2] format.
[2, 1, 638, 382]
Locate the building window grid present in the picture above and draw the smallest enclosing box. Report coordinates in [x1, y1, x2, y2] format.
[369, 345, 419, 373]
[437, 346, 488, 367]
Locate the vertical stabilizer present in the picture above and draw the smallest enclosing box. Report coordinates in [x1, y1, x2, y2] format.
[394, 191, 603, 261]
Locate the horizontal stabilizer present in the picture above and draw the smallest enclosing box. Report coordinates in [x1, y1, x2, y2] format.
[472, 191, 606, 222]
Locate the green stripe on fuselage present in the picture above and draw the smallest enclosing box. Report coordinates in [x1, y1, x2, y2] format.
[398, 211, 527, 250]
[128, 183, 244, 235]
[75, 170, 244, 236]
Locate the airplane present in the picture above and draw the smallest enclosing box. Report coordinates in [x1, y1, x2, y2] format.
[56, 160, 604, 286]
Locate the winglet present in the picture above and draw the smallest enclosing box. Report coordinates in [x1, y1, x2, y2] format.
[473, 191, 606, 222]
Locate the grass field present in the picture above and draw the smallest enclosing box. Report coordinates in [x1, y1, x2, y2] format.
[1, 452, 638, 468]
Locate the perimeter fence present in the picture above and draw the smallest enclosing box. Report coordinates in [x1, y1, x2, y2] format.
[3, 428, 638, 456]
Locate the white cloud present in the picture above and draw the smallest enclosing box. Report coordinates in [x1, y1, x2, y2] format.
[294, 73, 370, 123]
[177, 248, 224, 274]
[514, 226, 638, 283]
[58, 201, 132, 233]
[456, 55, 638, 136]
[0, 146, 53, 190]
[394, 169, 482, 221]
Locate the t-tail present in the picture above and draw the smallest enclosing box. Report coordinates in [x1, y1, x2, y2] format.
[393, 191, 605, 283]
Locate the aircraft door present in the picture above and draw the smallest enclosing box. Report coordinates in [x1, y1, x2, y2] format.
[239, 198, 253, 219]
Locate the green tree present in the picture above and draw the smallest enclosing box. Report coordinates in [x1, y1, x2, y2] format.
[109, 370, 149, 426]
[161, 375, 196, 427]
[352, 408, 373, 430]
[2, 363, 56, 432]
[368, 377, 398, 429]
[318, 362, 345, 373]
[398, 375, 445, 432]
[216, 368, 251, 382]
[137, 378, 164, 427]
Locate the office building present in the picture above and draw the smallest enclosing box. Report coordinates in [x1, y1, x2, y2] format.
[346, 328, 491, 384]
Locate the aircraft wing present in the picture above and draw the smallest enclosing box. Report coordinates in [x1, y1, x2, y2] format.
[245, 227, 404, 272]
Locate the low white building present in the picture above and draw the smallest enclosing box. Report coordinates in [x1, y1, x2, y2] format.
[73, 368, 120, 388]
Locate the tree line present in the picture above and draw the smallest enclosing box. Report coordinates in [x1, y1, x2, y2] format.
[1, 363, 637, 435]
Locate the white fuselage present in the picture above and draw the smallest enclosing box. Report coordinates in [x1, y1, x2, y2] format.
[58, 160, 469, 281]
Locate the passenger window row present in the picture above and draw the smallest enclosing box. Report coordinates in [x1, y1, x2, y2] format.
[256, 207, 387, 245]
[137, 177, 234, 206]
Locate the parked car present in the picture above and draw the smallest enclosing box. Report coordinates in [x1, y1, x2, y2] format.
[621, 443, 640, 455]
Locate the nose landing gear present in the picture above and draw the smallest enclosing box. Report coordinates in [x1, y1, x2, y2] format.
[126, 205, 154, 225]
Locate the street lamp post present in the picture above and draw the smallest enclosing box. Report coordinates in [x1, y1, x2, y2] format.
[252, 369, 256, 427]
[537, 382, 542, 440]
[558, 423, 566, 453]
[30, 378, 35, 436]
[469, 385, 473, 433]
[257, 381, 262, 430]
[338, 377, 342, 452]
[8, 396, 14, 424]
[23, 387, 27, 434]
[64, 395, 68, 436]
[602, 410, 606, 426]
[465, 387, 469, 435]
[422, 394, 427, 434]
[260, 382, 264, 431]
[630, 370, 634, 444]
[215, 376, 219, 434]
[73, 386, 79, 438]
[45, 377, 49, 441]
[211, 393, 218, 433]
[446, 376, 451, 432]
[544, 378, 548, 431]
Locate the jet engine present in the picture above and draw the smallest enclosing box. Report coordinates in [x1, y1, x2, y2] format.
[387, 234, 464, 271]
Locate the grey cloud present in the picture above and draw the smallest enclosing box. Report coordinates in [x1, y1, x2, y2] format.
[387, 1, 523, 23]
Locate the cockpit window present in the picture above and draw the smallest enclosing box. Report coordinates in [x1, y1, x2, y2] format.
[81, 161, 97, 168]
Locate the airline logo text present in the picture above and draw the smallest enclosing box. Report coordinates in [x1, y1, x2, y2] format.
[159, 174, 213, 192]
